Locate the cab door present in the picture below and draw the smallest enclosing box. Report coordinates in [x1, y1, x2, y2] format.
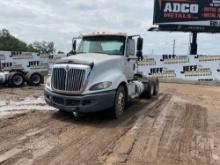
[124, 38, 136, 80]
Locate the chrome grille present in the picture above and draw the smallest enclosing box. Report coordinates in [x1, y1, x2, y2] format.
[52, 68, 66, 90]
[52, 67, 86, 92]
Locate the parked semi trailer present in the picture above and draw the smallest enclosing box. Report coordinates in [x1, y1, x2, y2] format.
[0, 51, 64, 87]
[44, 33, 159, 118]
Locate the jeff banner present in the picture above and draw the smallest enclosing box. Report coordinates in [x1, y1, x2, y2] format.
[154, 0, 220, 26]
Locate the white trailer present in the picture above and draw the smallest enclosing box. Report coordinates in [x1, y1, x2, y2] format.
[0, 51, 64, 87]
[138, 55, 220, 81]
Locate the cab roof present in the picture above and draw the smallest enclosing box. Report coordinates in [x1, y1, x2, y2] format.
[81, 32, 127, 37]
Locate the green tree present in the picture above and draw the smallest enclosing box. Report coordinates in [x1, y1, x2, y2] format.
[0, 29, 56, 53]
[0, 29, 28, 51]
[27, 44, 36, 52]
[29, 41, 55, 54]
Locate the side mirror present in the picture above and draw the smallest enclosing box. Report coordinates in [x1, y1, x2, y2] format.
[72, 40, 77, 55]
[136, 37, 143, 61]
[137, 37, 143, 51]
[136, 51, 143, 61]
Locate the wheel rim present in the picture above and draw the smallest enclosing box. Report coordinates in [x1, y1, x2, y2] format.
[32, 74, 41, 84]
[13, 75, 23, 86]
[117, 92, 125, 114]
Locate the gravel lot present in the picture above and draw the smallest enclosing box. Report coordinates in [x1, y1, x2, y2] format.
[0, 83, 220, 165]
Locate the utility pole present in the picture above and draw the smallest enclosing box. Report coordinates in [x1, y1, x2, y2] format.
[190, 32, 198, 55]
[173, 39, 176, 55]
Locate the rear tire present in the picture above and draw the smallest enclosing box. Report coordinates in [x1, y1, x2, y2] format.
[141, 82, 154, 99]
[8, 72, 25, 87]
[26, 72, 43, 86]
[111, 85, 126, 119]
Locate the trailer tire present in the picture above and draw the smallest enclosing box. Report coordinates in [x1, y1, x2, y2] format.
[8, 72, 25, 87]
[111, 85, 126, 119]
[26, 72, 43, 86]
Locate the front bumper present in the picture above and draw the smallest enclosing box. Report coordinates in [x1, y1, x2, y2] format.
[44, 88, 116, 113]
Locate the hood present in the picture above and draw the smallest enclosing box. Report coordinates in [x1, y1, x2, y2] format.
[56, 53, 122, 67]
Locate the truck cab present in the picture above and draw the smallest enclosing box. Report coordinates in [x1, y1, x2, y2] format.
[44, 33, 159, 118]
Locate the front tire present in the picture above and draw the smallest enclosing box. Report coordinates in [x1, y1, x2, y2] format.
[111, 85, 126, 119]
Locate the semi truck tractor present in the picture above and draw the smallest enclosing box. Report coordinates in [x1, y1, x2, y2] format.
[0, 52, 44, 87]
[0, 51, 64, 87]
[44, 33, 159, 118]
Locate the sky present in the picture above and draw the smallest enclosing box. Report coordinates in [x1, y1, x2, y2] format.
[0, 0, 220, 55]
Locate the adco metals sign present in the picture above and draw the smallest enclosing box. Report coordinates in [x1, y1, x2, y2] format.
[154, 0, 220, 27]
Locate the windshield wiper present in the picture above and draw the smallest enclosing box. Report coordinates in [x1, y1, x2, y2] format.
[76, 52, 85, 54]
[76, 51, 111, 55]
[91, 52, 111, 55]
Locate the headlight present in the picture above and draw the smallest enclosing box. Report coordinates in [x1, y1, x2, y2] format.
[89, 81, 112, 91]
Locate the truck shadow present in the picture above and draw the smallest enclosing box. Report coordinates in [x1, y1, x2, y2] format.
[51, 93, 166, 128]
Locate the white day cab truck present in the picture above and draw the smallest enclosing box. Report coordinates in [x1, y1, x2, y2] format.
[44, 33, 159, 119]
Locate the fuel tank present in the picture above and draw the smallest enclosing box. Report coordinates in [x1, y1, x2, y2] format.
[0, 72, 8, 84]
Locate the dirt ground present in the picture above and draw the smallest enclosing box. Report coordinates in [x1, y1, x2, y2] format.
[0, 83, 220, 165]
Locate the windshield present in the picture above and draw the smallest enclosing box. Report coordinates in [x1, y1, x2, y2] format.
[77, 36, 126, 55]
